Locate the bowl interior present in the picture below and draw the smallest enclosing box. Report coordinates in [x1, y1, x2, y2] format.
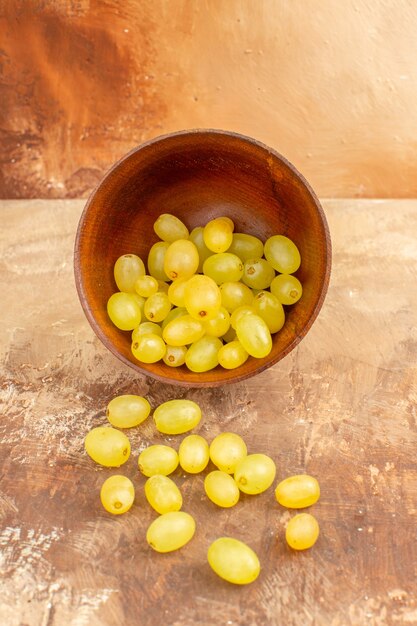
[74, 130, 331, 387]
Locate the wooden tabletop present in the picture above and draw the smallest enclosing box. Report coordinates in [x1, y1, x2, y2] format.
[0, 199, 416, 626]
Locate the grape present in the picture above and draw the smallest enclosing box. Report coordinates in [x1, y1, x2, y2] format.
[235, 313, 272, 358]
[252, 291, 285, 333]
[264, 235, 301, 274]
[134, 274, 159, 298]
[209, 432, 247, 474]
[131, 293, 146, 317]
[204, 471, 240, 508]
[131, 322, 162, 343]
[162, 314, 205, 346]
[100, 475, 135, 515]
[163, 344, 187, 367]
[157, 280, 170, 294]
[164, 239, 199, 281]
[228, 233, 264, 262]
[144, 474, 182, 514]
[153, 213, 189, 242]
[146, 511, 196, 552]
[234, 453, 276, 494]
[138, 444, 179, 477]
[270, 274, 303, 305]
[153, 399, 202, 435]
[203, 217, 233, 253]
[168, 276, 192, 308]
[147, 241, 170, 281]
[144, 292, 172, 323]
[189, 226, 214, 272]
[85, 427, 130, 467]
[114, 254, 145, 292]
[184, 274, 221, 321]
[285, 513, 319, 550]
[178, 434, 209, 473]
[106, 394, 151, 428]
[275, 475, 320, 509]
[131, 334, 166, 363]
[107, 292, 142, 331]
[219, 281, 253, 313]
[203, 253, 244, 285]
[185, 336, 222, 372]
[241, 258, 275, 290]
[218, 340, 249, 369]
[161, 306, 187, 330]
[230, 305, 256, 329]
[207, 538, 260, 585]
[203, 307, 230, 337]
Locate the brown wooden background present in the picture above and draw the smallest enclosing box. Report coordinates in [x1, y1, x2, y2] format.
[1, 0, 417, 199]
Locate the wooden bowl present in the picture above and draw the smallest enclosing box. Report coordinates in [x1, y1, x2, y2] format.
[74, 129, 331, 387]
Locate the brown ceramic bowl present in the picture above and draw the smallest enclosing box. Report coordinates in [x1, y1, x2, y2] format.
[74, 129, 331, 387]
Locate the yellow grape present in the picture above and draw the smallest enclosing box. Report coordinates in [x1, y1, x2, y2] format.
[134, 274, 158, 298]
[184, 274, 221, 321]
[219, 281, 254, 313]
[285, 513, 319, 550]
[153, 399, 202, 435]
[275, 475, 320, 509]
[106, 394, 151, 428]
[100, 475, 135, 515]
[131, 334, 166, 363]
[157, 280, 170, 293]
[163, 344, 187, 367]
[162, 314, 205, 346]
[264, 235, 301, 274]
[114, 254, 146, 292]
[270, 274, 303, 305]
[242, 258, 275, 290]
[203, 217, 233, 253]
[153, 213, 189, 242]
[203, 307, 230, 337]
[144, 474, 182, 514]
[234, 453, 276, 494]
[235, 313, 272, 358]
[168, 276, 192, 308]
[161, 306, 187, 330]
[203, 253, 244, 285]
[138, 444, 179, 477]
[230, 305, 256, 330]
[146, 511, 196, 552]
[144, 292, 172, 323]
[252, 291, 285, 334]
[185, 336, 222, 372]
[218, 340, 249, 369]
[147, 241, 170, 281]
[178, 434, 209, 473]
[207, 538, 260, 585]
[131, 322, 162, 343]
[209, 432, 247, 473]
[164, 239, 199, 281]
[228, 233, 264, 262]
[85, 427, 130, 467]
[189, 226, 214, 272]
[107, 292, 142, 331]
[204, 471, 240, 508]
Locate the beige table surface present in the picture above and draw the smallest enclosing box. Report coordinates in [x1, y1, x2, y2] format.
[0, 199, 416, 626]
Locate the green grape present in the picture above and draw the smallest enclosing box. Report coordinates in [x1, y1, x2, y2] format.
[144, 292, 172, 322]
[162, 315, 205, 346]
[144, 474, 182, 514]
[178, 434, 209, 473]
[234, 453, 276, 494]
[221, 327, 237, 343]
[203, 217, 233, 253]
[168, 276, 192, 308]
[241, 258, 275, 290]
[252, 291, 285, 333]
[270, 274, 303, 305]
[100, 475, 135, 515]
[131, 334, 166, 363]
[146, 511, 196, 553]
[153, 213, 189, 242]
[161, 306, 187, 330]
[204, 471, 240, 508]
[235, 313, 272, 358]
[147, 241, 170, 281]
[285, 513, 319, 550]
[230, 305, 256, 329]
[264, 235, 301, 274]
[275, 475, 320, 509]
[189, 226, 214, 272]
[185, 336, 222, 372]
[203, 253, 244, 285]
[138, 444, 179, 477]
[85, 427, 130, 467]
[209, 432, 247, 473]
[157, 280, 170, 294]
[134, 274, 159, 298]
[164, 239, 199, 281]
[219, 281, 253, 313]
[184, 275, 221, 320]
[107, 292, 142, 331]
[207, 538, 260, 585]
[203, 307, 230, 337]
[106, 394, 151, 428]
[228, 233, 264, 262]
[218, 340, 249, 369]
[153, 399, 202, 435]
[114, 254, 146, 292]
[131, 322, 162, 343]
[163, 344, 187, 367]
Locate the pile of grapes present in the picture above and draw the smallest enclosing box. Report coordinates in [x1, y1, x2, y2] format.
[107, 214, 303, 372]
[85, 394, 321, 585]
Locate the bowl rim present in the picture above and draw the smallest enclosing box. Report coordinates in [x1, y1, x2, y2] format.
[74, 128, 332, 387]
